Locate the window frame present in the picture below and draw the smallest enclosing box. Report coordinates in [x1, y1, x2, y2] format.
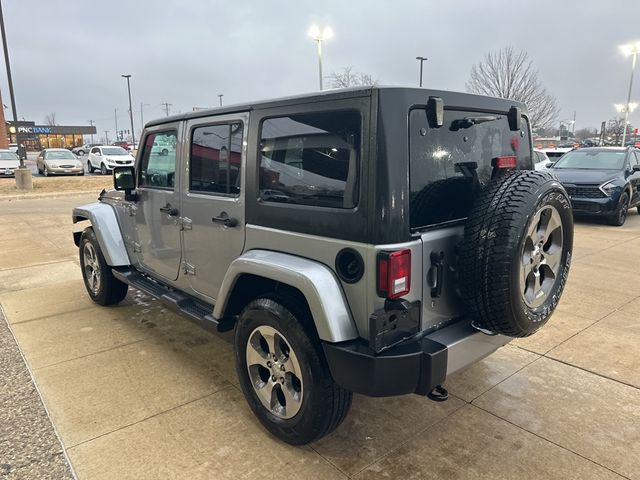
[187, 120, 245, 198]
[257, 108, 363, 211]
[137, 128, 179, 191]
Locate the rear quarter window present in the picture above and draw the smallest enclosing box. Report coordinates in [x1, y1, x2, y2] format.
[409, 108, 532, 229]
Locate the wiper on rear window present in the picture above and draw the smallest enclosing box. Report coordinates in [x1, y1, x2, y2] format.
[451, 116, 500, 130]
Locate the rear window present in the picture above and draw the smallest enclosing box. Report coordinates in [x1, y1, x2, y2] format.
[409, 108, 531, 229]
[259, 111, 360, 209]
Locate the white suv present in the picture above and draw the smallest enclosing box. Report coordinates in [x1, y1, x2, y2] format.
[87, 146, 135, 175]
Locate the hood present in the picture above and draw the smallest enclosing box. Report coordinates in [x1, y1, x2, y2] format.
[550, 168, 620, 185]
[0, 159, 20, 169]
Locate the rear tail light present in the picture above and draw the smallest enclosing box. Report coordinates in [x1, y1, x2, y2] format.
[377, 249, 411, 299]
[492, 155, 518, 169]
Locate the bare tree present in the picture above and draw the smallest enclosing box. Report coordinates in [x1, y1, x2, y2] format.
[466, 47, 560, 129]
[606, 117, 633, 145]
[574, 127, 597, 140]
[330, 67, 378, 88]
[44, 112, 57, 126]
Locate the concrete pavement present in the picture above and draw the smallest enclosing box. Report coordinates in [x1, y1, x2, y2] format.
[0, 194, 639, 479]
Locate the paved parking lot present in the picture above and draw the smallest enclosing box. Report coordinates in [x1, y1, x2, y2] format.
[1, 194, 639, 479]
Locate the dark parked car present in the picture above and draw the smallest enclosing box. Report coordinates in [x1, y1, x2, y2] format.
[551, 147, 640, 226]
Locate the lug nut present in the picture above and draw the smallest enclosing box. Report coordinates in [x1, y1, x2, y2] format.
[280, 365, 285, 371]
[280, 377, 284, 384]
[267, 361, 271, 368]
[271, 375, 277, 382]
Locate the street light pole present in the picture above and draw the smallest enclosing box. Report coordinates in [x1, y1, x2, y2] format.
[308, 25, 333, 91]
[416, 56, 427, 87]
[0, 0, 23, 169]
[218, 94, 223, 106]
[122, 74, 136, 147]
[620, 42, 640, 146]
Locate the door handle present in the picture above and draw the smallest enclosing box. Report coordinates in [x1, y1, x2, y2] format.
[159, 203, 179, 216]
[212, 212, 238, 228]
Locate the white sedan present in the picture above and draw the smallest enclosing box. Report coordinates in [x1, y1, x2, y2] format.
[0, 149, 20, 176]
[87, 146, 135, 175]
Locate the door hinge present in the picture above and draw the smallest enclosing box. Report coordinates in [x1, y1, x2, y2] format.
[179, 217, 193, 230]
[183, 262, 196, 275]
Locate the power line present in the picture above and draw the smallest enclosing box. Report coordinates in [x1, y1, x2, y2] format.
[161, 102, 172, 116]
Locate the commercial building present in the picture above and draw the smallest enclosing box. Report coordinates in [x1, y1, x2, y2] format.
[7, 121, 97, 150]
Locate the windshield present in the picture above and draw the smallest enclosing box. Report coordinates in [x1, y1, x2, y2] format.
[0, 151, 19, 161]
[102, 147, 129, 155]
[553, 150, 626, 170]
[46, 150, 77, 160]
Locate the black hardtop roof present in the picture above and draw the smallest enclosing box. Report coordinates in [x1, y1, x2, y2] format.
[145, 86, 528, 128]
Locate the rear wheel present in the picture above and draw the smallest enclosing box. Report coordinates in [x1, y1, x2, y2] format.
[459, 171, 573, 337]
[235, 296, 352, 445]
[608, 192, 629, 226]
[79, 228, 128, 305]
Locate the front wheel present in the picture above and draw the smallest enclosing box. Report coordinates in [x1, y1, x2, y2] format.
[235, 296, 352, 445]
[87, 160, 94, 173]
[100, 163, 108, 175]
[79, 228, 128, 305]
[608, 192, 629, 226]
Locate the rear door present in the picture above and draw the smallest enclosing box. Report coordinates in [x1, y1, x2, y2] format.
[180, 113, 248, 302]
[134, 125, 183, 282]
[631, 151, 640, 205]
[409, 107, 532, 330]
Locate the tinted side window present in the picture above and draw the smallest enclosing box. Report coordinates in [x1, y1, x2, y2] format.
[139, 131, 178, 189]
[91, 148, 99, 154]
[259, 111, 361, 209]
[190, 122, 243, 195]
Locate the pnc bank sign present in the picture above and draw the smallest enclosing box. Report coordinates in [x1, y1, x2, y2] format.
[18, 126, 52, 134]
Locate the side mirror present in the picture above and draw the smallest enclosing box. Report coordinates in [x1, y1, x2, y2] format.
[113, 166, 137, 201]
[545, 162, 555, 168]
[633, 164, 640, 172]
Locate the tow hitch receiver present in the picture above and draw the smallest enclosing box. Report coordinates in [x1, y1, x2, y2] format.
[427, 385, 449, 402]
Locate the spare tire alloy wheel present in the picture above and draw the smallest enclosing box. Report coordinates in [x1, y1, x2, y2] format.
[520, 205, 563, 308]
[460, 171, 574, 337]
[246, 325, 303, 419]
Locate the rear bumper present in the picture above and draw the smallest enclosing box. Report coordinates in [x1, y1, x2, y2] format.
[323, 320, 510, 397]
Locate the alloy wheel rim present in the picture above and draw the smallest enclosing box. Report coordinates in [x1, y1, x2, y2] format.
[245, 325, 303, 419]
[83, 243, 101, 295]
[519, 205, 563, 308]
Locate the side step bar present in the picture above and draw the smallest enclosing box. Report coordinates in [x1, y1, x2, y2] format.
[112, 268, 235, 334]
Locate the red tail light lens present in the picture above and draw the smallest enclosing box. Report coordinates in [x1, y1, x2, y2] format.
[377, 249, 411, 299]
[492, 155, 517, 169]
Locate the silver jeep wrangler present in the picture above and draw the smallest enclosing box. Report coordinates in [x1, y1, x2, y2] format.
[73, 87, 573, 444]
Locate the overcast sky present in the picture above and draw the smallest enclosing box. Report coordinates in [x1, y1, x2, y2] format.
[1, 0, 638, 140]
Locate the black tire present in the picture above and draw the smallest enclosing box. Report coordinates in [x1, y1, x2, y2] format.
[637, 206, 640, 215]
[459, 170, 573, 337]
[608, 192, 629, 226]
[162, 148, 168, 156]
[100, 163, 107, 175]
[87, 160, 94, 173]
[43, 166, 49, 177]
[77, 149, 85, 156]
[234, 295, 352, 445]
[79, 227, 128, 305]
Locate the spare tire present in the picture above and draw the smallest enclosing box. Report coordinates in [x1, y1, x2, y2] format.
[459, 170, 573, 337]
